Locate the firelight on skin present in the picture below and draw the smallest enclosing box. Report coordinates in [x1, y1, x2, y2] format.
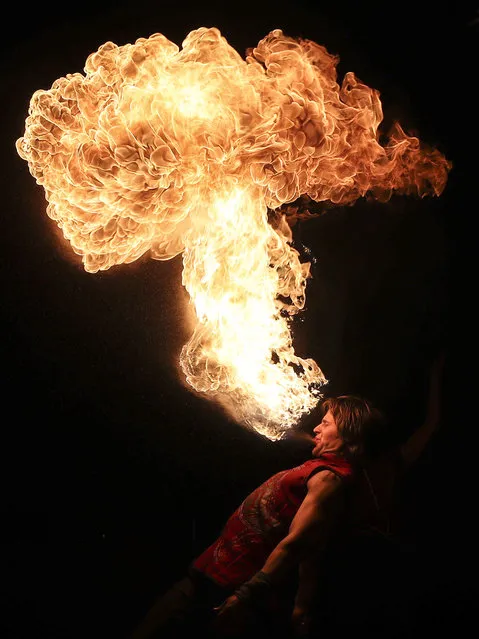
[312, 410, 344, 457]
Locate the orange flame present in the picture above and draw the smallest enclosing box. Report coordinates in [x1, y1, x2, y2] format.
[16, 28, 451, 439]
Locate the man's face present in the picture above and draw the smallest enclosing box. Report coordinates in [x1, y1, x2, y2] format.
[312, 409, 344, 457]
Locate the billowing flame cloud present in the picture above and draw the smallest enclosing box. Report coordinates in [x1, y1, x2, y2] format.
[16, 28, 451, 439]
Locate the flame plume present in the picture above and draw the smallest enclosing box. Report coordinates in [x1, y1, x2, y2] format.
[16, 28, 451, 440]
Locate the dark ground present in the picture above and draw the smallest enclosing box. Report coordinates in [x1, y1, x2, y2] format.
[1, 2, 476, 637]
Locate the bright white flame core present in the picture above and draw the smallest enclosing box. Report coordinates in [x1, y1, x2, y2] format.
[180, 187, 324, 438]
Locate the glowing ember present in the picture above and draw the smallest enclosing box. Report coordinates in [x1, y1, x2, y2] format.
[16, 28, 451, 439]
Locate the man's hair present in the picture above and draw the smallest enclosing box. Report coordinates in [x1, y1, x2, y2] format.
[321, 395, 386, 461]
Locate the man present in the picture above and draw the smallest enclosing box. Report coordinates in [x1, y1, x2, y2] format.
[130, 351, 444, 638]
[130, 395, 388, 638]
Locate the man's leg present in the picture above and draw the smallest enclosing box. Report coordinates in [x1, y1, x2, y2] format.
[129, 576, 197, 639]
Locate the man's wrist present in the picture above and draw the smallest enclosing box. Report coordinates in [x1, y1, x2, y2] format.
[233, 571, 272, 607]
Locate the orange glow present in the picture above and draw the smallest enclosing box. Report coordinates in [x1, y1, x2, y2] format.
[16, 28, 451, 439]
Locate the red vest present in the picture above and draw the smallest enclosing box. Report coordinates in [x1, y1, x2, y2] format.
[192, 454, 354, 588]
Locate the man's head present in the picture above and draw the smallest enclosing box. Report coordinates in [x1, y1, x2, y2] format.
[312, 395, 386, 461]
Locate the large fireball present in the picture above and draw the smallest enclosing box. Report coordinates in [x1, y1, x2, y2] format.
[16, 28, 451, 439]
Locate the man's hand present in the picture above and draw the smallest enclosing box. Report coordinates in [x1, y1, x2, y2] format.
[211, 594, 255, 637]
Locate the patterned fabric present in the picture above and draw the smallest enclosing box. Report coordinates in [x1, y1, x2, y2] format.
[192, 454, 354, 588]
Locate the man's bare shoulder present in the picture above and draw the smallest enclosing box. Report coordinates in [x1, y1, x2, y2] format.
[306, 469, 343, 498]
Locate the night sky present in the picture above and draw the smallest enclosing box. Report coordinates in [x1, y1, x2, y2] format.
[1, 2, 476, 637]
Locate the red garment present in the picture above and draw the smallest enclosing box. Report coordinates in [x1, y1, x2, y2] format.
[192, 454, 354, 588]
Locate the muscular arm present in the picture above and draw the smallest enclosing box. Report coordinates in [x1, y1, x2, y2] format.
[260, 469, 345, 585]
[213, 470, 346, 632]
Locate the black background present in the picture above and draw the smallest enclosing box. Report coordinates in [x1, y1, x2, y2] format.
[1, 2, 476, 637]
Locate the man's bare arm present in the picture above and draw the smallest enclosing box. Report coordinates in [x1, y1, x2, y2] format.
[213, 470, 345, 631]
[400, 351, 446, 468]
[260, 470, 344, 584]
